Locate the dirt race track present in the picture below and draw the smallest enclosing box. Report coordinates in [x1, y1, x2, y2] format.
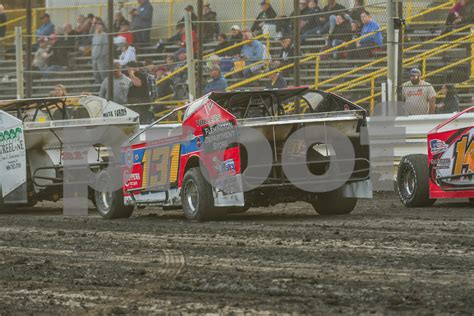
[0, 193, 472, 315]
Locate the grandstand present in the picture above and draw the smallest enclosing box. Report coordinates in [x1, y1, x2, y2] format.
[0, 0, 473, 116]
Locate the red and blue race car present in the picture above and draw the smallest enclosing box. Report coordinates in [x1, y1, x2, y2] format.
[397, 107, 474, 206]
[95, 88, 372, 221]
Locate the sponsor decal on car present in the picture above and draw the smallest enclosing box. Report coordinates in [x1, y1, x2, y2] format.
[430, 139, 448, 155]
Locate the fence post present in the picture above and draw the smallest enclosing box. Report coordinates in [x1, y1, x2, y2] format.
[25, 0, 32, 98]
[386, 0, 397, 102]
[168, 1, 174, 37]
[185, 12, 196, 101]
[107, 0, 114, 101]
[197, 0, 204, 98]
[293, 0, 301, 111]
[242, 0, 247, 29]
[15, 27, 24, 100]
[471, 26, 474, 79]
[32, 9, 37, 43]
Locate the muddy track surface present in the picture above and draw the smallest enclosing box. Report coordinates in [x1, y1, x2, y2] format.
[0, 193, 472, 315]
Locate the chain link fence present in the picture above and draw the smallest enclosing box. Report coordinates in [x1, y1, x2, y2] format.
[1, 0, 472, 120]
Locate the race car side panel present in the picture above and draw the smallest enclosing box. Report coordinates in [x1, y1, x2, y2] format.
[428, 127, 474, 199]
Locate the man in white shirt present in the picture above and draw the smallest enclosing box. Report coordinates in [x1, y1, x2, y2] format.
[115, 39, 137, 66]
[401, 68, 436, 115]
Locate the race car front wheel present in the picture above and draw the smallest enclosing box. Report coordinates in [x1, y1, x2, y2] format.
[94, 171, 134, 219]
[311, 190, 357, 215]
[397, 154, 436, 207]
[181, 167, 218, 221]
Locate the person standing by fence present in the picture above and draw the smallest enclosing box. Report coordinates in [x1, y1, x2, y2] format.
[91, 22, 108, 83]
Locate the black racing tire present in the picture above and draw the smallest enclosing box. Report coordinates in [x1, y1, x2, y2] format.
[397, 154, 436, 208]
[181, 167, 219, 221]
[397, 154, 436, 207]
[94, 171, 134, 219]
[312, 190, 357, 215]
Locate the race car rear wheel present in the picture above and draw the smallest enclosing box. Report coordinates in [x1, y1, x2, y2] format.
[181, 167, 218, 221]
[397, 154, 436, 207]
[94, 171, 134, 219]
[312, 190, 357, 215]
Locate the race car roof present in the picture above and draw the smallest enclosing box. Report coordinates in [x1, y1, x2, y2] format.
[209, 87, 312, 105]
[0, 96, 81, 112]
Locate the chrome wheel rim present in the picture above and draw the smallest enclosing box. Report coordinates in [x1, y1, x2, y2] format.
[184, 179, 199, 214]
[403, 168, 416, 197]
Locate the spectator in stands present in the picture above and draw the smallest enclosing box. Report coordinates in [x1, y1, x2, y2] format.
[32, 38, 50, 72]
[126, 61, 152, 123]
[251, 0, 278, 36]
[157, 22, 197, 55]
[75, 14, 93, 55]
[318, 0, 347, 35]
[115, 39, 137, 66]
[348, 0, 365, 24]
[215, 34, 232, 56]
[49, 84, 67, 97]
[113, 11, 130, 33]
[203, 4, 219, 42]
[240, 29, 268, 77]
[272, 37, 294, 76]
[143, 59, 159, 101]
[165, 54, 176, 72]
[446, 0, 474, 26]
[175, 22, 198, 55]
[351, 20, 362, 39]
[204, 65, 228, 94]
[0, 4, 7, 63]
[300, 0, 326, 42]
[293, 0, 312, 34]
[228, 25, 243, 56]
[266, 68, 287, 89]
[436, 84, 460, 114]
[155, 66, 174, 98]
[36, 13, 55, 40]
[276, 15, 292, 38]
[326, 14, 352, 59]
[115, 23, 133, 45]
[91, 22, 108, 83]
[401, 68, 436, 115]
[99, 62, 132, 104]
[355, 11, 383, 58]
[42, 26, 71, 76]
[130, 0, 154, 44]
[179, 5, 198, 31]
[62, 23, 77, 49]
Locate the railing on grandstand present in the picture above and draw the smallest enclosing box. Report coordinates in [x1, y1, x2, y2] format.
[226, 0, 456, 93]
[331, 25, 474, 113]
